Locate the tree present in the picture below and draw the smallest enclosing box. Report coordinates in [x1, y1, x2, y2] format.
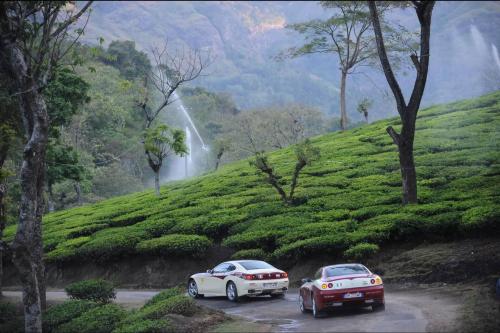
[0, 67, 21, 298]
[0, 2, 93, 331]
[357, 98, 373, 123]
[368, 1, 435, 204]
[213, 138, 231, 171]
[251, 139, 320, 205]
[282, 1, 379, 130]
[103, 40, 151, 80]
[144, 124, 187, 195]
[46, 143, 87, 211]
[138, 41, 210, 193]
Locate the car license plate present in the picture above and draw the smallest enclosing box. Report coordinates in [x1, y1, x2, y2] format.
[263, 283, 277, 288]
[344, 292, 363, 299]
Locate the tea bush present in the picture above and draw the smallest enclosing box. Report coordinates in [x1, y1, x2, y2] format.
[55, 304, 126, 333]
[43, 300, 99, 332]
[5, 92, 497, 265]
[136, 234, 212, 257]
[65, 279, 116, 303]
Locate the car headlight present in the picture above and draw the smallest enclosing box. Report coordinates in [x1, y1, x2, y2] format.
[371, 275, 383, 286]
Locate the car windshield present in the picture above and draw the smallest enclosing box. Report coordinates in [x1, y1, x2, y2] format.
[324, 265, 369, 278]
[238, 260, 274, 270]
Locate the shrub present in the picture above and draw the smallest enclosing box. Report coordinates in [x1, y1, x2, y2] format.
[124, 295, 197, 324]
[144, 286, 184, 308]
[55, 304, 126, 333]
[43, 300, 99, 332]
[112, 319, 171, 333]
[135, 234, 212, 257]
[344, 243, 380, 260]
[460, 205, 500, 233]
[142, 295, 196, 317]
[65, 279, 116, 303]
[231, 248, 268, 260]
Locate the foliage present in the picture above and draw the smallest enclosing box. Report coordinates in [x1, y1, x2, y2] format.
[136, 234, 212, 257]
[143, 286, 184, 308]
[231, 248, 268, 260]
[344, 243, 380, 260]
[3, 92, 499, 263]
[112, 319, 171, 333]
[65, 279, 116, 303]
[144, 125, 188, 168]
[45, 68, 90, 138]
[102, 40, 151, 80]
[43, 300, 99, 333]
[54, 304, 126, 333]
[135, 295, 197, 319]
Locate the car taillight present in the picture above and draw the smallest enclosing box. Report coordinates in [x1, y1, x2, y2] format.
[243, 274, 255, 280]
[327, 283, 333, 288]
[370, 279, 375, 284]
[282, 272, 288, 278]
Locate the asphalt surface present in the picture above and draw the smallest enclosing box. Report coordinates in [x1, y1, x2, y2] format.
[4, 287, 461, 332]
[195, 288, 461, 332]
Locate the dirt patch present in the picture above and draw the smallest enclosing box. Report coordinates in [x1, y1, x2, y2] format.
[3, 246, 232, 288]
[368, 237, 500, 284]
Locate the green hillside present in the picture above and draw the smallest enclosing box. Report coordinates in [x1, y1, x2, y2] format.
[4, 92, 500, 263]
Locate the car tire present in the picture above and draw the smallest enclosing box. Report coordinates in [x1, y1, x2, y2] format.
[312, 297, 323, 318]
[187, 279, 203, 299]
[226, 281, 239, 302]
[372, 303, 385, 312]
[299, 294, 308, 314]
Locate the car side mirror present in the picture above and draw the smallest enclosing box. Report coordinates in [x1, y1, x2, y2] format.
[207, 269, 213, 274]
[301, 278, 312, 284]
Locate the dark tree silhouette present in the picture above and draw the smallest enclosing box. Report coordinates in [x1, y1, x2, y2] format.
[368, 1, 435, 204]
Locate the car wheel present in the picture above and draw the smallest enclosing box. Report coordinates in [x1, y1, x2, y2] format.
[187, 279, 203, 299]
[226, 281, 239, 302]
[299, 294, 308, 314]
[372, 303, 385, 312]
[312, 297, 323, 318]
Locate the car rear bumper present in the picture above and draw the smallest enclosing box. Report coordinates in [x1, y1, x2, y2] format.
[240, 279, 289, 296]
[316, 285, 384, 310]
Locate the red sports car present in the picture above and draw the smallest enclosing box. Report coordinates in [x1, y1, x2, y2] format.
[299, 263, 385, 318]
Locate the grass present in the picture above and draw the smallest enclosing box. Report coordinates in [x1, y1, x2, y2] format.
[3, 91, 500, 263]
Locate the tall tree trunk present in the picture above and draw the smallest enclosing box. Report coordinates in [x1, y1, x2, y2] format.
[369, 1, 434, 205]
[0, 182, 5, 298]
[214, 148, 224, 171]
[74, 182, 82, 205]
[154, 171, 160, 196]
[6, 45, 49, 332]
[48, 183, 54, 212]
[339, 70, 348, 130]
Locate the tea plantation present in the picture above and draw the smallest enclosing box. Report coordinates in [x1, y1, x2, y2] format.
[4, 92, 499, 264]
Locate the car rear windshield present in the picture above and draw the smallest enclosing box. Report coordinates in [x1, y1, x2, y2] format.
[325, 265, 369, 277]
[238, 260, 274, 270]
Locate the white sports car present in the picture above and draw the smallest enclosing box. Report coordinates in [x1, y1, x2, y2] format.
[187, 260, 289, 301]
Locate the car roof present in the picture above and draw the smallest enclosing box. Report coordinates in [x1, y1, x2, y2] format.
[224, 260, 268, 265]
[323, 263, 367, 269]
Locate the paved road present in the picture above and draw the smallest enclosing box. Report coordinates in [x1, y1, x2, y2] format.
[195, 288, 461, 332]
[3, 289, 160, 309]
[4, 287, 461, 332]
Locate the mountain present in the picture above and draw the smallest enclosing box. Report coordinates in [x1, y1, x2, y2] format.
[81, 1, 500, 121]
[4, 91, 499, 264]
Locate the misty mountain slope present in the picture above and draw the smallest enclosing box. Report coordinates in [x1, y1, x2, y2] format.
[3, 91, 499, 264]
[82, 1, 500, 121]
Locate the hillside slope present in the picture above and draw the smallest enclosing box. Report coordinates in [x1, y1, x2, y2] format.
[4, 92, 500, 264]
